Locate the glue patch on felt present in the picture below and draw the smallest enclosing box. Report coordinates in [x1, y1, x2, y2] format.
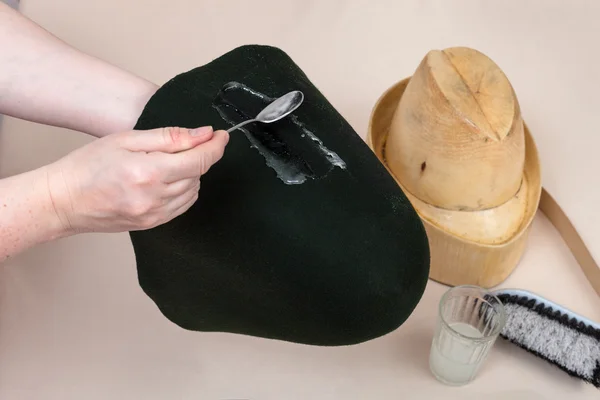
[213, 81, 346, 185]
[130, 44, 430, 346]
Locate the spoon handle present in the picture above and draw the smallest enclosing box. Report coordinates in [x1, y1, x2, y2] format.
[226, 119, 257, 133]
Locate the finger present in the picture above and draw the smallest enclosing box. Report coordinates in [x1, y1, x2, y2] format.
[167, 192, 199, 221]
[158, 129, 230, 183]
[162, 177, 200, 198]
[164, 188, 199, 220]
[119, 126, 214, 154]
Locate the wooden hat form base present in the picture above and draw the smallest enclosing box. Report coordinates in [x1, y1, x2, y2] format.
[367, 78, 542, 288]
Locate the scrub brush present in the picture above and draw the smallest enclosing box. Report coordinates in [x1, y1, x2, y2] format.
[492, 288, 600, 388]
[479, 189, 600, 388]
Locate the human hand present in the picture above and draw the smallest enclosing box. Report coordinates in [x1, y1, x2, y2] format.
[46, 126, 229, 234]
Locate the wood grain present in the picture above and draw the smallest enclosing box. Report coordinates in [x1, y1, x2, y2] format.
[385, 48, 526, 212]
[367, 48, 542, 287]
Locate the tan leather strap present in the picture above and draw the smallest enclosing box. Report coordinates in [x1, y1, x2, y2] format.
[539, 188, 600, 297]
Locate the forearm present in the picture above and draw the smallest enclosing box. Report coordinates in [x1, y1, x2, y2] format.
[0, 168, 69, 262]
[0, 4, 157, 137]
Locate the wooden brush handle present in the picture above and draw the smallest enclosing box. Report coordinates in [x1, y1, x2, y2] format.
[540, 188, 600, 297]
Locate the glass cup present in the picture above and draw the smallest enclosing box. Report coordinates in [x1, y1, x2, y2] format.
[429, 285, 506, 386]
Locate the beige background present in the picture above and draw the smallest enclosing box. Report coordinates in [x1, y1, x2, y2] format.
[1, 0, 17, 10]
[1, 0, 600, 398]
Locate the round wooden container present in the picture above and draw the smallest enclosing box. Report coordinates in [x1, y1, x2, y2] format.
[366, 47, 542, 288]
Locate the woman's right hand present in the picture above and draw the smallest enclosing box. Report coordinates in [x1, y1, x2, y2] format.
[46, 126, 229, 234]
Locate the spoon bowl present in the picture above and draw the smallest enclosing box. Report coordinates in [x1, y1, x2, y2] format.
[226, 90, 304, 133]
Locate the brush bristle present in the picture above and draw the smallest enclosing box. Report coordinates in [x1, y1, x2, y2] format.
[497, 294, 600, 388]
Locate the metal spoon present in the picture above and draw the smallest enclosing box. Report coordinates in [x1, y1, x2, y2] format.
[226, 90, 304, 133]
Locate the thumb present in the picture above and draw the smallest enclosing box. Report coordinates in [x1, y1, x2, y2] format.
[118, 126, 214, 153]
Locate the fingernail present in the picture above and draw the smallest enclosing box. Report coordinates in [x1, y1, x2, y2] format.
[189, 126, 213, 137]
[221, 130, 230, 144]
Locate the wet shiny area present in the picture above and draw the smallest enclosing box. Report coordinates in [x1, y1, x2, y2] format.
[212, 82, 346, 185]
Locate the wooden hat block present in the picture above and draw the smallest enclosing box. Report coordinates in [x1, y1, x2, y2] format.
[367, 47, 542, 288]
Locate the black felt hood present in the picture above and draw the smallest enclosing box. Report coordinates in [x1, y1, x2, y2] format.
[130, 44, 430, 346]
